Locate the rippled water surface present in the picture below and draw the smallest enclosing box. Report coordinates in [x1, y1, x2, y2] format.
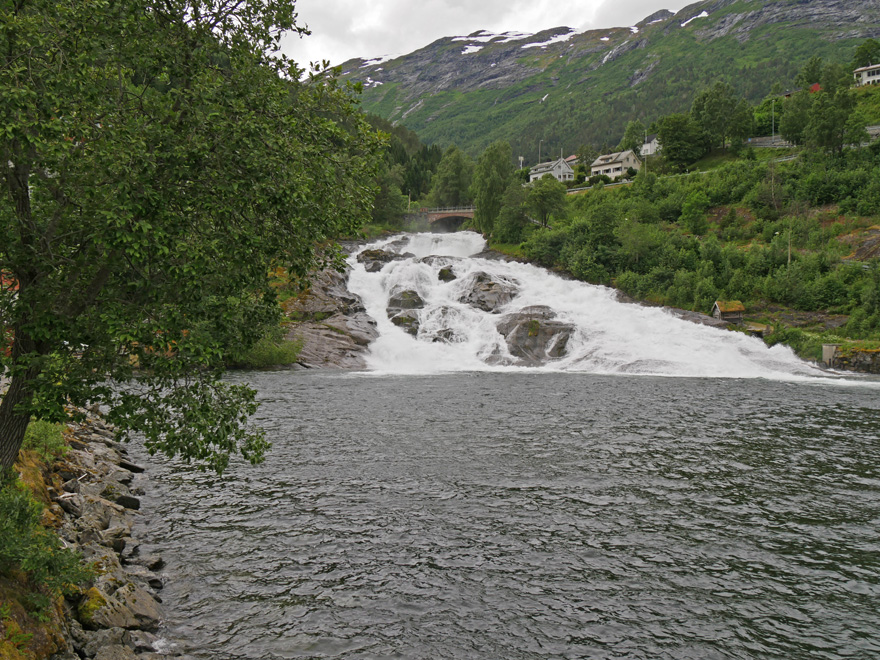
[134, 372, 880, 659]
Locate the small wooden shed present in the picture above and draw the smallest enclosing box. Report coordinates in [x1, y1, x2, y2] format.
[712, 300, 745, 325]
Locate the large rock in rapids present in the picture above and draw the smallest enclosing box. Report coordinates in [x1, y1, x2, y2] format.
[286, 267, 379, 369]
[387, 289, 425, 336]
[496, 306, 574, 363]
[357, 248, 414, 272]
[459, 271, 518, 313]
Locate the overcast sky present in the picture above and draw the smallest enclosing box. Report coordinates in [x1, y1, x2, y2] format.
[281, 0, 696, 70]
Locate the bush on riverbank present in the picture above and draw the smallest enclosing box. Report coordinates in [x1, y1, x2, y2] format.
[229, 325, 303, 369]
[488, 145, 880, 358]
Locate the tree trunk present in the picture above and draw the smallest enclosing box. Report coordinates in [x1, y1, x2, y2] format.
[0, 372, 35, 471]
[0, 327, 40, 472]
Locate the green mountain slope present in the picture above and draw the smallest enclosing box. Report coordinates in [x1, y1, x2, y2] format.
[342, 0, 880, 160]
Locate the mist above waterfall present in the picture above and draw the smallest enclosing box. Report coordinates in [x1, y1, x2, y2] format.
[347, 232, 834, 381]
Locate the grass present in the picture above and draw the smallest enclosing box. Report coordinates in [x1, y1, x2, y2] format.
[230, 326, 303, 369]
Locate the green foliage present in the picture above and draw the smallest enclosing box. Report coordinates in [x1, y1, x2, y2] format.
[230, 326, 302, 370]
[527, 175, 567, 227]
[21, 420, 66, 462]
[0, 478, 93, 616]
[472, 141, 514, 234]
[851, 38, 880, 70]
[657, 114, 708, 170]
[494, 182, 530, 244]
[0, 0, 384, 471]
[618, 120, 646, 156]
[428, 146, 474, 207]
[680, 190, 711, 235]
[691, 82, 754, 150]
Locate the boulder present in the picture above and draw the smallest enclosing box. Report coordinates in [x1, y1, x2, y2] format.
[438, 267, 456, 282]
[387, 289, 425, 337]
[356, 249, 414, 273]
[459, 272, 518, 313]
[387, 290, 425, 311]
[496, 306, 574, 363]
[94, 646, 139, 660]
[356, 248, 396, 272]
[389, 314, 419, 336]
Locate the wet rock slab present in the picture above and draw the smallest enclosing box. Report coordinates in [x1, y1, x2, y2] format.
[496, 305, 575, 364]
[458, 271, 519, 313]
[286, 267, 379, 369]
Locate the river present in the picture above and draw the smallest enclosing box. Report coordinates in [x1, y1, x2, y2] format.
[133, 233, 880, 659]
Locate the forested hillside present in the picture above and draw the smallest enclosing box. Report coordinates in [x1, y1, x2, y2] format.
[343, 0, 880, 159]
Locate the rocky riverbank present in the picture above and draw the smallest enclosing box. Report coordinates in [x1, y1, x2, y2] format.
[10, 414, 186, 660]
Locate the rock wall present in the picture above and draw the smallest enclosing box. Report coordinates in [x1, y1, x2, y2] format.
[828, 347, 880, 374]
[285, 267, 378, 370]
[40, 416, 186, 660]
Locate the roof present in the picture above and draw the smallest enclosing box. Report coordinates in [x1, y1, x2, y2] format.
[854, 63, 880, 73]
[714, 300, 745, 313]
[644, 133, 658, 143]
[531, 157, 572, 175]
[591, 149, 640, 167]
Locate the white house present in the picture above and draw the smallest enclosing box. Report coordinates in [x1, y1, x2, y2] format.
[590, 150, 642, 178]
[641, 134, 661, 156]
[529, 157, 575, 183]
[854, 63, 880, 87]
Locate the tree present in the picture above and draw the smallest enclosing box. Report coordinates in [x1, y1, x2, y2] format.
[806, 90, 859, 153]
[656, 114, 707, 170]
[527, 175, 567, 228]
[780, 90, 813, 146]
[852, 38, 880, 70]
[618, 120, 646, 156]
[691, 82, 752, 150]
[796, 56, 824, 88]
[471, 141, 514, 235]
[680, 190, 710, 235]
[428, 146, 474, 207]
[0, 0, 383, 472]
[494, 182, 530, 244]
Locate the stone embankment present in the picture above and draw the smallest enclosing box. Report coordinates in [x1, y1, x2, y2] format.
[42, 415, 185, 660]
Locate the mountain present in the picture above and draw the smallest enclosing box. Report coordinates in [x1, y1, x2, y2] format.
[340, 0, 880, 160]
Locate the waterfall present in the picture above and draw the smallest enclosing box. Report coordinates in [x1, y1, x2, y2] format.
[347, 232, 834, 380]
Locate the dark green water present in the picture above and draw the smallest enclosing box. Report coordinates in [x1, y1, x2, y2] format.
[134, 371, 880, 659]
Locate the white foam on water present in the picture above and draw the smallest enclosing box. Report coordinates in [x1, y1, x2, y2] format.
[347, 232, 874, 385]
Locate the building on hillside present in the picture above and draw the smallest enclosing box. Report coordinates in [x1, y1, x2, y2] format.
[854, 63, 880, 87]
[590, 150, 642, 178]
[712, 300, 745, 325]
[529, 157, 575, 183]
[641, 134, 661, 156]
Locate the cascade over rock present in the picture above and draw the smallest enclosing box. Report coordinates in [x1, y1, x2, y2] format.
[496, 306, 575, 364]
[458, 271, 519, 313]
[346, 231, 828, 379]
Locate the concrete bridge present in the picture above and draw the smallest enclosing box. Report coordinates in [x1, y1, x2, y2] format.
[416, 206, 475, 231]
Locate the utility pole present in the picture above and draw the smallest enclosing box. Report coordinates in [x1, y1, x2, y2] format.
[772, 99, 775, 144]
[538, 139, 543, 164]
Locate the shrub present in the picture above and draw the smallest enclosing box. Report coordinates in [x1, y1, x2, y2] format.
[22, 420, 66, 462]
[232, 325, 302, 369]
[0, 478, 92, 616]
